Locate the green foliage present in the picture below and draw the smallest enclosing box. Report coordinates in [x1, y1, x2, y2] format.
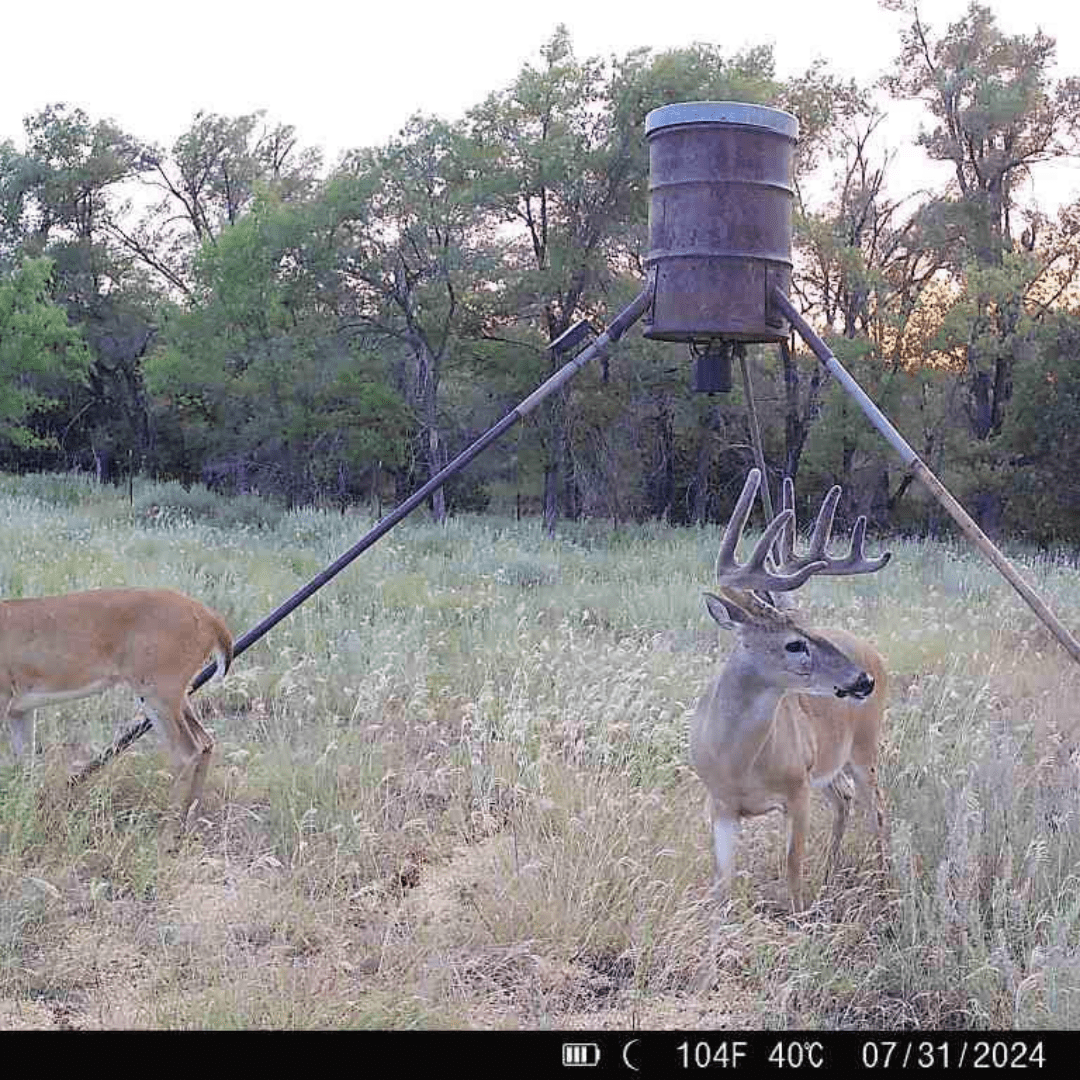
[467, 28, 779, 335]
[169, 111, 321, 240]
[882, 2, 1080, 448]
[1000, 313, 1080, 541]
[887, 2, 1078, 231]
[18, 103, 142, 243]
[145, 194, 412, 502]
[0, 257, 88, 448]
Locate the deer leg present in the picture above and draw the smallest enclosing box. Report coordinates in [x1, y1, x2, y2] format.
[1, 693, 36, 777]
[822, 773, 853, 885]
[179, 700, 214, 818]
[6, 707, 35, 764]
[140, 692, 207, 834]
[849, 760, 889, 873]
[785, 788, 810, 912]
[708, 798, 741, 901]
[166, 716, 209, 826]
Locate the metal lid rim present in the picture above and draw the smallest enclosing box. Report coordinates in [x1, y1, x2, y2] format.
[645, 101, 799, 139]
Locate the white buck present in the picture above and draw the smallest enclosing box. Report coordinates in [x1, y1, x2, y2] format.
[1, 588, 232, 826]
[690, 469, 890, 911]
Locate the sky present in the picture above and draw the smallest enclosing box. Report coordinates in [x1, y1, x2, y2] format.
[1, 0, 1077, 209]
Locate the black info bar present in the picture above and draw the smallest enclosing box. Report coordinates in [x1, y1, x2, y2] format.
[15, 1029, 1062, 1077]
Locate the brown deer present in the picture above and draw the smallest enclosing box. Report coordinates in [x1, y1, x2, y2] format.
[690, 469, 890, 911]
[1, 588, 232, 829]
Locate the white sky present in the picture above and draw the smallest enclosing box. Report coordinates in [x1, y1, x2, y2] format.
[1, 0, 1077, 210]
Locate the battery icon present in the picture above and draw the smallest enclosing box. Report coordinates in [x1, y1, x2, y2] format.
[562, 1043, 601, 1067]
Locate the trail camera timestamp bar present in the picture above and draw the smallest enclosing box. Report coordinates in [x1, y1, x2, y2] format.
[204, 1032, 1055, 1075]
[547, 1032, 1053, 1075]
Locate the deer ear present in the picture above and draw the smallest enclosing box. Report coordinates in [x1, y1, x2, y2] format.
[704, 591, 749, 629]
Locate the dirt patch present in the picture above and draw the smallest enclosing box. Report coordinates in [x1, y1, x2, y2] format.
[550, 991, 763, 1030]
[405, 832, 511, 925]
[164, 872, 277, 952]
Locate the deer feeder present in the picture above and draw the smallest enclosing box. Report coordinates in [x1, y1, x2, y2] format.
[643, 101, 797, 394]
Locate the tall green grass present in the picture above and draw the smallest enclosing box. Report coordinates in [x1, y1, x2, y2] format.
[1, 471, 1079, 1028]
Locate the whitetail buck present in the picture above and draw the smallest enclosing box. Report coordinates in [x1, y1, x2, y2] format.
[0, 588, 232, 828]
[690, 469, 890, 911]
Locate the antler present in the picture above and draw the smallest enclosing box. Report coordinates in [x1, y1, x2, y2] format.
[716, 470, 892, 601]
[771, 476, 892, 577]
[714, 469, 828, 593]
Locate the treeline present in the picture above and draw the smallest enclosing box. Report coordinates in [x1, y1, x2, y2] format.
[2, 4, 1079, 541]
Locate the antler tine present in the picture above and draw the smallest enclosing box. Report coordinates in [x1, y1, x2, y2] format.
[805, 485, 842, 562]
[819, 515, 893, 576]
[771, 476, 797, 566]
[770, 477, 891, 578]
[770, 480, 842, 573]
[715, 469, 827, 593]
[713, 468, 762, 578]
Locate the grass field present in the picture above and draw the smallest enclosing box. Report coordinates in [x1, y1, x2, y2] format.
[1, 471, 1079, 1029]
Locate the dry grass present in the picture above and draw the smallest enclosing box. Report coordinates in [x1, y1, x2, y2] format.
[2, 472, 1080, 1029]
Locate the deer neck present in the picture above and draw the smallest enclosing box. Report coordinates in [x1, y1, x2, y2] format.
[693, 647, 788, 781]
[715, 647, 787, 733]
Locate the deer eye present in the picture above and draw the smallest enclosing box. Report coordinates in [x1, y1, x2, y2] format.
[784, 640, 808, 654]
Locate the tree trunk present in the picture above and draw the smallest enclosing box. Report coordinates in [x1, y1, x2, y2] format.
[543, 460, 558, 537]
[415, 341, 446, 523]
[641, 397, 675, 522]
[780, 339, 820, 480]
[560, 418, 579, 522]
[428, 425, 447, 522]
[541, 388, 568, 537]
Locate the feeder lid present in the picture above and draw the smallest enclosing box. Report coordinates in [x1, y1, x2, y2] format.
[645, 101, 799, 140]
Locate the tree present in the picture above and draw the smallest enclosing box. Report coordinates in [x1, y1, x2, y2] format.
[1002, 313, 1080, 540]
[145, 192, 411, 503]
[319, 115, 490, 521]
[885, 0, 1080, 440]
[0, 257, 89, 453]
[0, 105, 157, 474]
[786, 107, 956, 521]
[14, 104, 142, 252]
[111, 110, 322, 300]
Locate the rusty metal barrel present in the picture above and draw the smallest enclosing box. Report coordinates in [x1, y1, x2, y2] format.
[643, 101, 798, 344]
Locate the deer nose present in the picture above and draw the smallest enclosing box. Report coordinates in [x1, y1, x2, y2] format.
[836, 673, 874, 700]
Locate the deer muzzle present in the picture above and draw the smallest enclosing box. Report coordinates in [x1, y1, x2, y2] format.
[835, 673, 874, 700]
